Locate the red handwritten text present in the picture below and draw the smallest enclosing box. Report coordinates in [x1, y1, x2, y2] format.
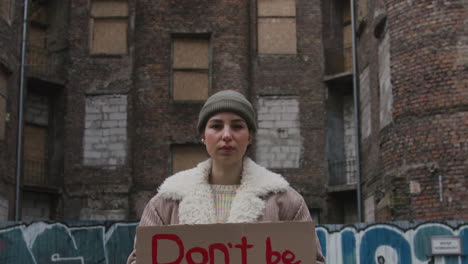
[152, 234, 253, 264]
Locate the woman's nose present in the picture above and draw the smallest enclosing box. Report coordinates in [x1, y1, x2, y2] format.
[222, 127, 233, 141]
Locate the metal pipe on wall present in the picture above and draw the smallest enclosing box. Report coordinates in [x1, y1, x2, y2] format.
[15, 0, 30, 221]
[350, 0, 363, 222]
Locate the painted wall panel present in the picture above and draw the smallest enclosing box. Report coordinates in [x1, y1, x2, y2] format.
[0, 221, 466, 264]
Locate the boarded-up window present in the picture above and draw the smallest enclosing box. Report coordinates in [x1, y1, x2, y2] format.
[90, 0, 128, 55]
[343, 0, 352, 72]
[172, 145, 207, 174]
[257, 0, 297, 54]
[28, 24, 48, 75]
[0, 0, 12, 22]
[23, 124, 48, 186]
[172, 37, 210, 101]
[0, 70, 7, 140]
[358, 0, 368, 22]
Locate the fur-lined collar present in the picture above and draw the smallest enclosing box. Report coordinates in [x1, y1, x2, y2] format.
[156, 158, 289, 224]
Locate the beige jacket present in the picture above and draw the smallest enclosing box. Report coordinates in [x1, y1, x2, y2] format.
[128, 158, 326, 263]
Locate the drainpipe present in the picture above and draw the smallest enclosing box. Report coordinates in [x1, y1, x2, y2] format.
[15, 0, 30, 221]
[350, 0, 363, 222]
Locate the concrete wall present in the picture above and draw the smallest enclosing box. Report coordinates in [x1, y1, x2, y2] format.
[1, 220, 466, 263]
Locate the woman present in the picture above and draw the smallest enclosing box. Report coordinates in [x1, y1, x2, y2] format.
[127, 90, 326, 264]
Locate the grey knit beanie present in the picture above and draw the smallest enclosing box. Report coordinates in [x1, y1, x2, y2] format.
[197, 90, 256, 134]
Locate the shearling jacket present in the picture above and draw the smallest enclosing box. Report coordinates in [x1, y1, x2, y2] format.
[127, 158, 326, 264]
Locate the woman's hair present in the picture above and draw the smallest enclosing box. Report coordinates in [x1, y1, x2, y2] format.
[197, 90, 257, 135]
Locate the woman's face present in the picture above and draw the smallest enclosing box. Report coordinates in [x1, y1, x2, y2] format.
[203, 112, 251, 166]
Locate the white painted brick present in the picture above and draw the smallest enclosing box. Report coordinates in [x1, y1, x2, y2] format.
[102, 106, 119, 113]
[276, 153, 287, 160]
[269, 106, 283, 113]
[109, 113, 126, 120]
[118, 120, 127, 127]
[86, 105, 101, 113]
[283, 160, 293, 168]
[84, 95, 128, 167]
[102, 129, 111, 136]
[102, 120, 118, 128]
[110, 128, 126, 135]
[270, 161, 282, 168]
[94, 144, 108, 150]
[256, 96, 302, 169]
[288, 128, 300, 135]
[84, 151, 101, 159]
[258, 121, 274, 128]
[275, 120, 295, 128]
[281, 113, 297, 121]
[85, 129, 102, 137]
[258, 114, 275, 121]
[271, 146, 281, 152]
[86, 113, 103, 121]
[109, 143, 125, 150]
[284, 106, 299, 113]
[111, 150, 126, 157]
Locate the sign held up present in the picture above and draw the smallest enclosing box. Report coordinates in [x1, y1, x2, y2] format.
[136, 221, 317, 264]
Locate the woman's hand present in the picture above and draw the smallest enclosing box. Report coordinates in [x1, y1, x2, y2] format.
[127, 250, 136, 264]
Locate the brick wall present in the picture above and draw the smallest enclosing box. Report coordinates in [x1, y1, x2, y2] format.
[83, 95, 127, 168]
[358, 0, 468, 221]
[130, 0, 251, 217]
[256, 96, 302, 169]
[63, 0, 134, 220]
[0, 0, 21, 221]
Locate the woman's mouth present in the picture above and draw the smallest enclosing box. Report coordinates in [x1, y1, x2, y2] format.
[219, 146, 235, 151]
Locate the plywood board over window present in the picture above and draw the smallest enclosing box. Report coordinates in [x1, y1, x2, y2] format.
[172, 145, 208, 174]
[258, 18, 297, 54]
[258, 0, 296, 17]
[172, 37, 210, 101]
[90, 0, 129, 55]
[23, 124, 48, 186]
[257, 0, 297, 54]
[0, 0, 12, 22]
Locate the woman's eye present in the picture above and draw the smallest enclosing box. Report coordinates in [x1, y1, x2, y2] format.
[210, 124, 222, 130]
[232, 124, 245, 130]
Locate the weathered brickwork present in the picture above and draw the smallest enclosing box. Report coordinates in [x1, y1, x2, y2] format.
[130, 0, 253, 217]
[358, 0, 468, 221]
[61, 0, 134, 220]
[0, 197, 8, 221]
[0, 0, 21, 221]
[256, 96, 302, 169]
[0, 0, 466, 223]
[83, 95, 127, 168]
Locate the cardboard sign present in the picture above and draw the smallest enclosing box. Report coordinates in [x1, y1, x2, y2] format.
[136, 221, 316, 264]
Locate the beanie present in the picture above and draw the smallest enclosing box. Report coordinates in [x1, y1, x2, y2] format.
[197, 90, 257, 134]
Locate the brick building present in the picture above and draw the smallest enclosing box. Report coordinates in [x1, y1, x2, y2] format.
[0, 0, 466, 223]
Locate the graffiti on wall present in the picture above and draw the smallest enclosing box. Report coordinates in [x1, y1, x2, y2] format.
[0, 222, 137, 264]
[0, 221, 466, 264]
